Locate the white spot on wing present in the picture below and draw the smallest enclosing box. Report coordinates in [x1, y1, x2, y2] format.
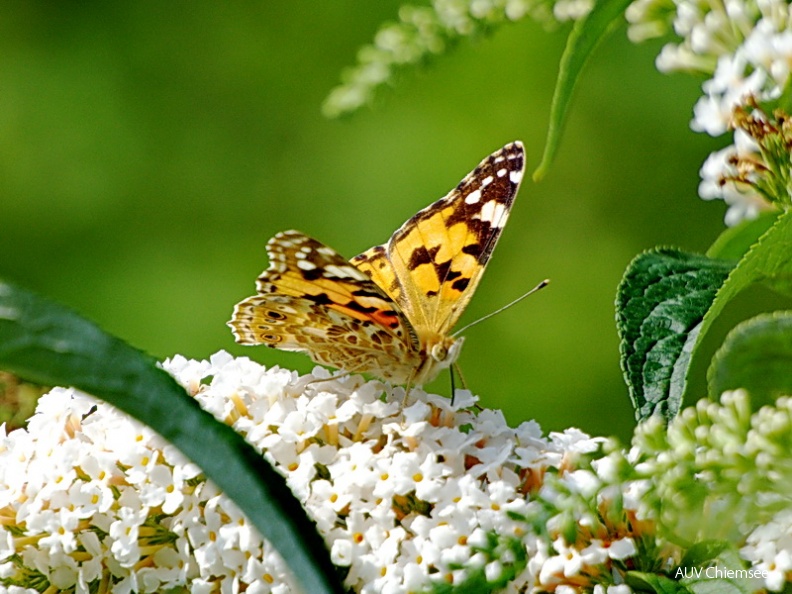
[510, 169, 524, 184]
[478, 200, 507, 225]
[464, 189, 482, 204]
[325, 264, 368, 280]
[496, 168, 507, 177]
[297, 259, 316, 271]
[481, 175, 494, 187]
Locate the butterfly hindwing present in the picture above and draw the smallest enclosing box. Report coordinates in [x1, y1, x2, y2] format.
[231, 293, 422, 379]
[229, 231, 422, 382]
[352, 141, 525, 336]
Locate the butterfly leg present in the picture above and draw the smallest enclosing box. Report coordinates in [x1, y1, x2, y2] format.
[450, 363, 469, 406]
[302, 370, 355, 390]
[401, 370, 417, 406]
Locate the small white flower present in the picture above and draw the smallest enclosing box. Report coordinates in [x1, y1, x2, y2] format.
[608, 538, 638, 560]
[30, 508, 80, 554]
[697, 128, 774, 224]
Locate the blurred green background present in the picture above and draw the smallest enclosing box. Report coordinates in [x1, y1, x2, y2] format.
[0, 2, 740, 441]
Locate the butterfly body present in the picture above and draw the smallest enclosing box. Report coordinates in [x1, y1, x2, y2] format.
[229, 141, 525, 387]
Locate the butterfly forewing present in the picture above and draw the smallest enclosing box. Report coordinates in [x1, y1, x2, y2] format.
[352, 141, 525, 336]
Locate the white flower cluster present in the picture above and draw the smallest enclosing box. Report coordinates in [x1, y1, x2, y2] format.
[731, 394, 792, 591]
[633, 391, 792, 592]
[698, 127, 775, 226]
[742, 509, 792, 591]
[0, 352, 654, 593]
[626, 0, 792, 224]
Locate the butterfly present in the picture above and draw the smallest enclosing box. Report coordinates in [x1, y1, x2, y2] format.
[228, 141, 525, 387]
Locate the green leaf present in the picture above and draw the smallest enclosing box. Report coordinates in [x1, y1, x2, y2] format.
[721, 209, 792, 299]
[0, 279, 343, 594]
[679, 541, 734, 569]
[626, 543, 756, 594]
[626, 571, 691, 594]
[708, 311, 792, 405]
[683, 578, 753, 594]
[533, 0, 633, 180]
[616, 248, 735, 421]
[685, 209, 792, 404]
[706, 212, 779, 260]
[618, 210, 792, 421]
[678, 543, 757, 594]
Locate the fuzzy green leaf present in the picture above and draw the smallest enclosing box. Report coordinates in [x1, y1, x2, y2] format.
[534, 0, 633, 180]
[0, 279, 343, 594]
[709, 311, 792, 405]
[616, 248, 734, 421]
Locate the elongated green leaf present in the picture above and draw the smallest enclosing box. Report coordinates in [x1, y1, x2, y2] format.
[534, 0, 633, 180]
[684, 209, 792, 406]
[706, 211, 779, 260]
[722, 209, 792, 299]
[0, 279, 343, 594]
[709, 312, 792, 406]
[616, 249, 734, 421]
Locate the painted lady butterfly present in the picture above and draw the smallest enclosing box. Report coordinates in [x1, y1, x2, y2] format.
[228, 141, 525, 387]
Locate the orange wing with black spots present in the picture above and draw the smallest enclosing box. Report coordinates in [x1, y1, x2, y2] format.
[351, 141, 524, 337]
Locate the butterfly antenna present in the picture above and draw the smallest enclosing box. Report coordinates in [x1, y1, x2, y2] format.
[452, 279, 550, 337]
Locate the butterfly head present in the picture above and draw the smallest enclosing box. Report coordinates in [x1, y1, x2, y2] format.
[412, 334, 465, 386]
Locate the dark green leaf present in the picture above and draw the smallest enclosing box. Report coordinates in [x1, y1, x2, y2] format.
[616, 248, 734, 421]
[0, 279, 343, 594]
[626, 571, 691, 594]
[709, 311, 792, 405]
[534, 0, 633, 180]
